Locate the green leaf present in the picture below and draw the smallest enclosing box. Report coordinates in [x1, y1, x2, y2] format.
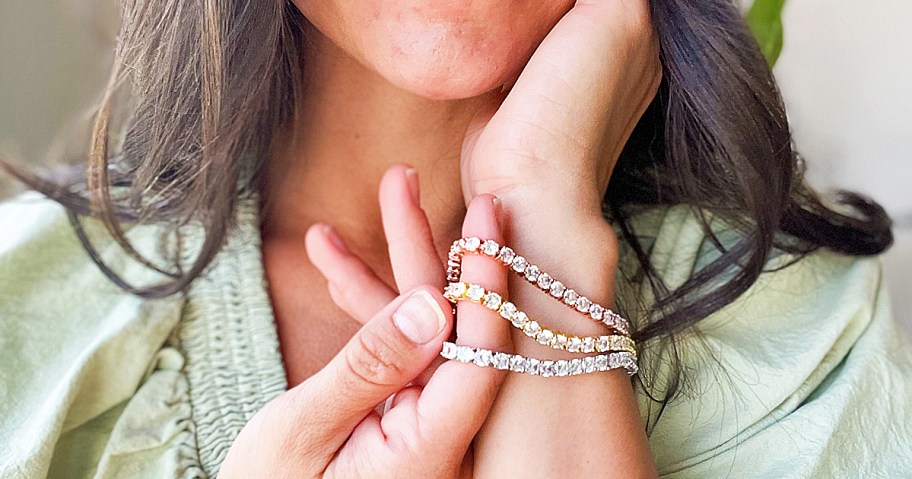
[746, 0, 786, 66]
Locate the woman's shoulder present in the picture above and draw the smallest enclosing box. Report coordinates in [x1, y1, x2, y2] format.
[620, 204, 912, 477]
[0, 192, 187, 478]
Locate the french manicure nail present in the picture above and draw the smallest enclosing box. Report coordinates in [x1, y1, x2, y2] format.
[322, 225, 350, 254]
[405, 168, 420, 204]
[392, 290, 446, 345]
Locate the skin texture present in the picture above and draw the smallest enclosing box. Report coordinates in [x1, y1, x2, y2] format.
[233, 0, 661, 476]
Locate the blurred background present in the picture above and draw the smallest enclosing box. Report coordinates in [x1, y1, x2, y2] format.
[1, 1, 910, 332]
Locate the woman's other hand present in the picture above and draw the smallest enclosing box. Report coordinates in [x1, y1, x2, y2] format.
[220, 166, 510, 478]
[461, 0, 661, 226]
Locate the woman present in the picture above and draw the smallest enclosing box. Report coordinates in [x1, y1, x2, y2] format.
[1, 0, 910, 477]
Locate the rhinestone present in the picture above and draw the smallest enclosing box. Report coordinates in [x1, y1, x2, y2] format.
[570, 358, 584, 375]
[512, 256, 528, 273]
[555, 360, 570, 377]
[595, 355, 609, 371]
[510, 355, 527, 373]
[609, 336, 622, 351]
[526, 358, 541, 375]
[581, 337, 596, 353]
[498, 247, 516, 265]
[456, 346, 475, 363]
[536, 329, 555, 346]
[567, 337, 582, 352]
[536, 273, 553, 290]
[549, 281, 566, 298]
[554, 334, 569, 350]
[563, 289, 579, 305]
[466, 284, 485, 301]
[441, 342, 457, 359]
[589, 304, 605, 321]
[473, 349, 493, 367]
[583, 356, 597, 373]
[499, 302, 517, 319]
[493, 352, 511, 370]
[464, 237, 481, 251]
[576, 297, 592, 313]
[597, 336, 611, 352]
[540, 361, 555, 377]
[524, 265, 540, 282]
[523, 321, 541, 338]
[609, 354, 622, 370]
[445, 282, 467, 299]
[481, 240, 500, 256]
[510, 311, 529, 328]
[483, 292, 502, 310]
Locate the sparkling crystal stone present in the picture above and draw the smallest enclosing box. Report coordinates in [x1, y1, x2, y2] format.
[511, 256, 528, 273]
[536, 329, 555, 346]
[540, 361, 555, 378]
[609, 354, 622, 370]
[446, 282, 467, 299]
[589, 304, 605, 321]
[609, 336, 622, 351]
[567, 337, 582, 352]
[581, 337, 596, 353]
[554, 334, 569, 350]
[583, 356, 597, 373]
[526, 358, 541, 375]
[483, 292, 502, 310]
[536, 273, 553, 290]
[510, 311, 529, 328]
[595, 355, 609, 371]
[456, 346, 475, 363]
[563, 289, 579, 305]
[498, 247, 516, 265]
[441, 342, 457, 359]
[464, 237, 481, 251]
[570, 358, 584, 375]
[555, 360, 570, 377]
[549, 281, 566, 298]
[576, 297, 592, 313]
[473, 349, 493, 367]
[466, 284, 485, 301]
[523, 321, 541, 338]
[499, 302, 518, 319]
[524, 265, 540, 282]
[597, 336, 611, 352]
[493, 353, 511, 370]
[510, 355, 527, 373]
[481, 240, 500, 256]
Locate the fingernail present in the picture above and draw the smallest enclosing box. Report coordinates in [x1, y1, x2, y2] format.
[392, 290, 446, 345]
[322, 225, 350, 254]
[405, 168, 420, 204]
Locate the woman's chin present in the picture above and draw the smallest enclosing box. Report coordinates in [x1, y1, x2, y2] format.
[380, 60, 518, 100]
[367, 26, 532, 100]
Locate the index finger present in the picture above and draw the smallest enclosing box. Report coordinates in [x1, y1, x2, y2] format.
[414, 194, 512, 442]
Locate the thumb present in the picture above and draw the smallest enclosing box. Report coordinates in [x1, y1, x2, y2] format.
[295, 286, 452, 450]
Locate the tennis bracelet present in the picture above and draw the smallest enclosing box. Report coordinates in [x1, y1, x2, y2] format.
[440, 237, 638, 377]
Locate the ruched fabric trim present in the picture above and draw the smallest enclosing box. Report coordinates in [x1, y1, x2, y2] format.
[176, 192, 288, 477]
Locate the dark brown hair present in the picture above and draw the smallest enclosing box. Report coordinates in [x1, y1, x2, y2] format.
[1, 0, 893, 407]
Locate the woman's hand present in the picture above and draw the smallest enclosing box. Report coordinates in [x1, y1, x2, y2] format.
[220, 166, 512, 478]
[458, 0, 660, 476]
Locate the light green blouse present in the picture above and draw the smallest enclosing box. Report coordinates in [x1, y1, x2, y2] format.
[1, 191, 910, 478]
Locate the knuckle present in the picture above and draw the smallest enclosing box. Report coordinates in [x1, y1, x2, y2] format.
[344, 326, 408, 388]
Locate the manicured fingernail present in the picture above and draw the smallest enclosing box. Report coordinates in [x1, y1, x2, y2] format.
[392, 290, 446, 345]
[322, 225, 350, 254]
[405, 167, 420, 204]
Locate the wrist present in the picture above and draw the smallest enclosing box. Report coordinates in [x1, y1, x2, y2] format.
[492, 195, 622, 356]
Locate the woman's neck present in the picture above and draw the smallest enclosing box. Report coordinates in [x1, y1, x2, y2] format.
[261, 26, 499, 263]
